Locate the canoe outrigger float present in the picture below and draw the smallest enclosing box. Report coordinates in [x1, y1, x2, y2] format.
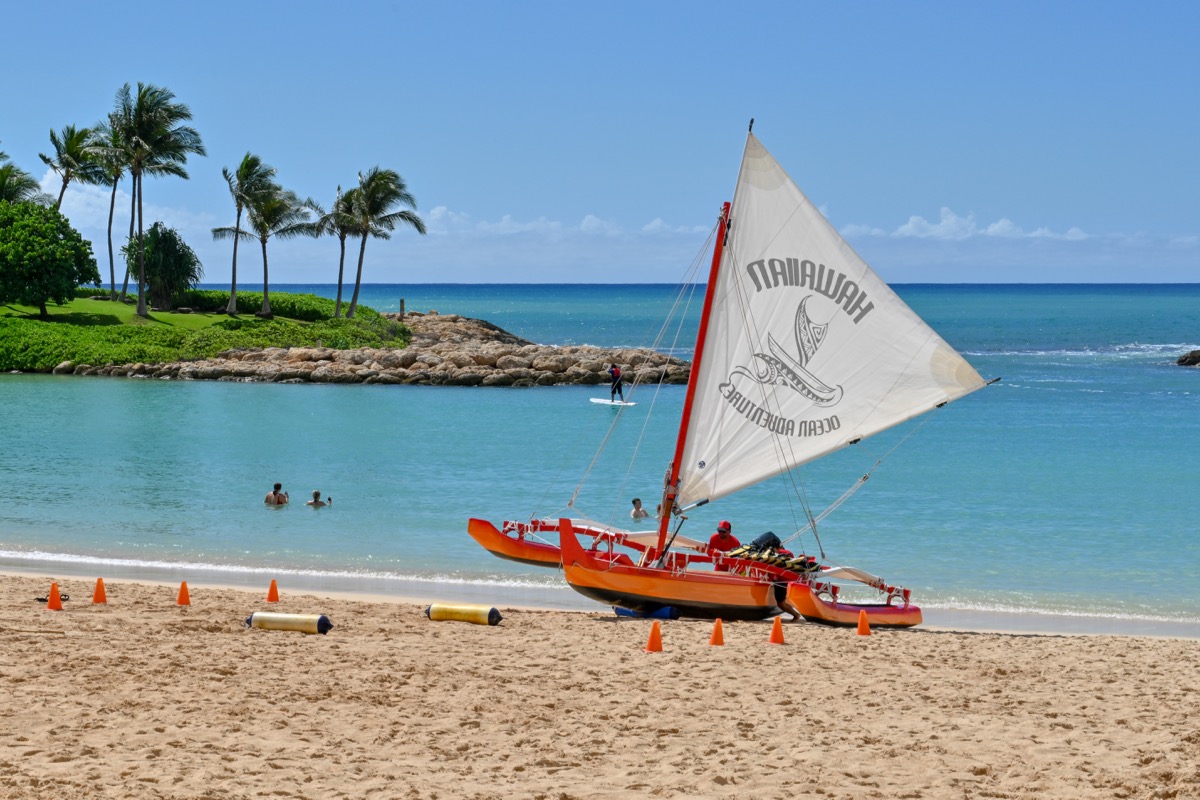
[468, 123, 991, 628]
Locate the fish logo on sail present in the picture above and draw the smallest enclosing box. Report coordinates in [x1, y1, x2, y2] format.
[731, 296, 843, 407]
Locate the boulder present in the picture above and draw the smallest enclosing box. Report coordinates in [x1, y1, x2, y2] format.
[1177, 350, 1200, 367]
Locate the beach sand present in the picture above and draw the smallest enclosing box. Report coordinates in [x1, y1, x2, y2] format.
[2, 574, 1197, 800]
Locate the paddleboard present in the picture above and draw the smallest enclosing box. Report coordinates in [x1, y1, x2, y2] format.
[590, 398, 637, 407]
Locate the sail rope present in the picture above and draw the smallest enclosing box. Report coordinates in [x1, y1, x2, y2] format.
[566, 224, 718, 522]
[781, 407, 942, 553]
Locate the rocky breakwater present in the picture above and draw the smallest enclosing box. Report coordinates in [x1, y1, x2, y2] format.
[54, 311, 691, 386]
[1177, 350, 1200, 367]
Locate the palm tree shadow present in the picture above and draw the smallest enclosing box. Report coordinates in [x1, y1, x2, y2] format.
[19, 311, 125, 326]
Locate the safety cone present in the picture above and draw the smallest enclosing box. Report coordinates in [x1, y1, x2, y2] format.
[709, 618, 725, 646]
[177, 581, 191, 606]
[266, 579, 280, 603]
[857, 609, 872, 636]
[46, 582, 63, 611]
[645, 620, 663, 652]
[768, 615, 785, 645]
[92, 578, 107, 605]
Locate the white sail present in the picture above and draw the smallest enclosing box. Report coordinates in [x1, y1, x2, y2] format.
[675, 134, 986, 507]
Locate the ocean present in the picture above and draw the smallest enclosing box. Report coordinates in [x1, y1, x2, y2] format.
[2, 283, 1198, 636]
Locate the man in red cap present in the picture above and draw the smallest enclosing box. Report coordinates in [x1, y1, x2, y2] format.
[708, 521, 740, 570]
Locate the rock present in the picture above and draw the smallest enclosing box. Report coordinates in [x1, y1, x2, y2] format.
[59, 311, 691, 387]
[1177, 350, 1200, 367]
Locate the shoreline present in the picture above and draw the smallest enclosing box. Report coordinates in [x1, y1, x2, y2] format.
[6, 562, 1198, 641]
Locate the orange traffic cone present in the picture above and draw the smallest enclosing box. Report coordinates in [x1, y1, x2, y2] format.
[709, 618, 725, 646]
[46, 582, 64, 611]
[857, 609, 872, 636]
[92, 578, 107, 605]
[769, 615, 786, 644]
[645, 620, 663, 652]
[176, 581, 191, 606]
[266, 579, 280, 603]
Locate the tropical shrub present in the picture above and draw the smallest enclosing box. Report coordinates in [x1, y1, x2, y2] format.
[0, 201, 100, 316]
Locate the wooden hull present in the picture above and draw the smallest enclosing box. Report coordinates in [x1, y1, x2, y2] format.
[786, 583, 923, 628]
[558, 519, 779, 621]
[467, 518, 562, 568]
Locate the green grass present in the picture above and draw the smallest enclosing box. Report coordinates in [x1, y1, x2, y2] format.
[0, 290, 409, 372]
[2, 296, 236, 331]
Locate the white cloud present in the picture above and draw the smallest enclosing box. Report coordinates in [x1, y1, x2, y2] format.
[840, 223, 886, 237]
[579, 214, 620, 236]
[880, 206, 1092, 243]
[34, 177, 1197, 283]
[894, 208, 978, 241]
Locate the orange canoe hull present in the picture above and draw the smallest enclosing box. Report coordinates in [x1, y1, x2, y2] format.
[786, 583, 923, 628]
[558, 519, 778, 620]
[467, 517, 562, 568]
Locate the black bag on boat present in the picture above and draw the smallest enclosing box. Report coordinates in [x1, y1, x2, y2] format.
[751, 531, 782, 551]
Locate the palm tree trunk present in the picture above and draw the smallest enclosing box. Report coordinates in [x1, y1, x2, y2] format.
[119, 188, 135, 301]
[136, 173, 148, 317]
[55, 179, 68, 210]
[347, 234, 368, 319]
[334, 237, 347, 318]
[106, 181, 118, 301]
[226, 207, 242, 315]
[260, 238, 272, 318]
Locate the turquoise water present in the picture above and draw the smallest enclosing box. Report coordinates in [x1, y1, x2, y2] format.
[2, 284, 1198, 634]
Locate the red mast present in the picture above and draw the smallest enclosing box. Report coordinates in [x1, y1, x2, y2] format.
[655, 201, 732, 554]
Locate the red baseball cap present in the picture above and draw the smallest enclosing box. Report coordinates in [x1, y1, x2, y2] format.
[717, 520, 731, 532]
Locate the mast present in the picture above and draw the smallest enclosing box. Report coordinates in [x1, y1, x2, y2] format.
[655, 200, 732, 554]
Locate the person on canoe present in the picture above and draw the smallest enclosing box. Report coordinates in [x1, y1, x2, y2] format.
[708, 521, 740, 570]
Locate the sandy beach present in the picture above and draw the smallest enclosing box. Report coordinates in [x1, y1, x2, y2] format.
[2, 574, 1197, 800]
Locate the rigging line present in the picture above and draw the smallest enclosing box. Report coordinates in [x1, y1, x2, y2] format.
[569, 223, 718, 519]
[783, 407, 944, 550]
[608, 229, 713, 521]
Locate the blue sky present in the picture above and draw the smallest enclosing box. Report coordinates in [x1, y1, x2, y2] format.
[3, 1, 1196, 283]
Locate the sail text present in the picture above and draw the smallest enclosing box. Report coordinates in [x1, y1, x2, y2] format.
[745, 258, 874, 323]
[719, 382, 841, 438]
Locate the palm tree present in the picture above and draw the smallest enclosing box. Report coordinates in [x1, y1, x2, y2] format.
[345, 167, 426, 319]
[39, 124, 105, 210]
[311, 186, 358, 317]
[0, 146, 49, 204]
[111, 82, 206, 316]
[92, 115, 130, 300]
[214, 153, 277, 315]
[215, 187, 315, 318]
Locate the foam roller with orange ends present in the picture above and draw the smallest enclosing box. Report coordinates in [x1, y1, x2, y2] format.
[246, 612, 333, 635]
[424, 603, 502, 626]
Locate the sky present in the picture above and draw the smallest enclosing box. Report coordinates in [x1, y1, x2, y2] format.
[2, 1, 1197, 284]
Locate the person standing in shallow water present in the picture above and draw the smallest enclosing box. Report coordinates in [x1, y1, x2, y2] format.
[265, 483, 288, 505]
[608, 363, 624, 402]
[630, 498, 649, 520]
[306, 490, 330, 508]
